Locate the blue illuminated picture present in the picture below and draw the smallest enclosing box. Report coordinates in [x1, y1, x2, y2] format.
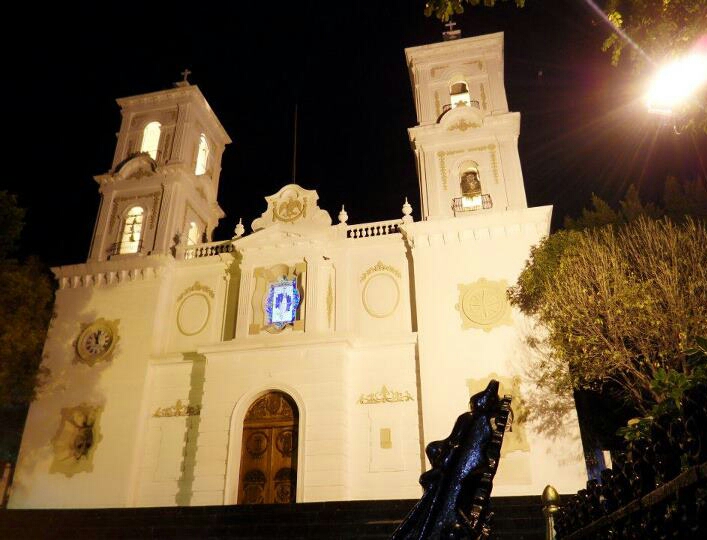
[265, 278, 300, 328]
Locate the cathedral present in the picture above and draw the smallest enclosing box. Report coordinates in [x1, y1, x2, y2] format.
[9, 32, 587, 509]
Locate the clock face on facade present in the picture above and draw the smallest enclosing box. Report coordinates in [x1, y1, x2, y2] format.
[76, 319, 119, 364]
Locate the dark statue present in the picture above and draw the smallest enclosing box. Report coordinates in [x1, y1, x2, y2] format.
[392, 380, 512, 540]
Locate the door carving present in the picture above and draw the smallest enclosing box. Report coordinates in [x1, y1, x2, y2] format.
[238, 391, 298, 504]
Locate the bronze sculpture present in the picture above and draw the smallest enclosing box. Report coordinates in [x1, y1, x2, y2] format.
[392, 380, 512, 539]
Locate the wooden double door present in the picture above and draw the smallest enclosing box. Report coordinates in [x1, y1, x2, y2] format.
[237, 391, 298, 504]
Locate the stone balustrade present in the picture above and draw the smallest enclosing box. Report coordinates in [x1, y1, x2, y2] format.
[344, 219, 403, 239]
[184, 240, 234, 259]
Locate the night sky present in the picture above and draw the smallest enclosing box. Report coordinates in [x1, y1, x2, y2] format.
[6, 0, 706, 268]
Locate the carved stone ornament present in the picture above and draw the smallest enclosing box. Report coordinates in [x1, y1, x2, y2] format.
[245, 393, 295, 422]
[251, 184, 331, 231]
[447, 118, 480, 132]
[152, 399, 201, 418]
[75, 318, 120, 366]
[456, 278, 512, 332]
[50, 404, 103, 477]
[358, 385, 414, 405]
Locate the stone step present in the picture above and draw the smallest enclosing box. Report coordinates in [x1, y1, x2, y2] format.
[0, 496, 547, 539]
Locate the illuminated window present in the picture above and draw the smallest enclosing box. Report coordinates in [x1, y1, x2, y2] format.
[119, 206, 144, 254]
[265, 278, 300, 328]
[450, 81, 470, 108]
[187, 221, 200, 245]
[195, 133, 209, 175]
[141, 121, 161, 160]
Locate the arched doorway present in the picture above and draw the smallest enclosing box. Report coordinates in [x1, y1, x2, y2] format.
[237, 391, 299, 504]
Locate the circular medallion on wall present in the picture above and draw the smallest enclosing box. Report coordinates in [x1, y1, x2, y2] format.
[177, 293, 211, 336]
[75, 318, 120, 366]
[362, 273, 400, 318]
[456, 278, 513, 332]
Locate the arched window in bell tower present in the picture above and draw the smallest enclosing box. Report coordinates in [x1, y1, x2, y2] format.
[195, 133, 209, 175]
[141, 121, 162, 160]
[119, 206, 144, 254]
[450, 81, 471, 108]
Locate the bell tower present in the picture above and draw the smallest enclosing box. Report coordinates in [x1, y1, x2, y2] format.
[88, 79, 231, 262]
[406, 32, 528, 220]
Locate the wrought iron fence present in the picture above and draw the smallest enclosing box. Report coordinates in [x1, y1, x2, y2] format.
[554, 383, 707, 539]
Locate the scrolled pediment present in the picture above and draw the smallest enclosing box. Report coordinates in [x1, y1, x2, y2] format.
[112, 153, 158, 181]
[251, 184, 331, 232]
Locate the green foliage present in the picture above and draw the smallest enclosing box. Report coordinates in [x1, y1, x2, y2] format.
[0, 192, 25, 261]
[424, 0, 525, 22]
[618, 337, 707, 441]
[602, 1, 707, 133]
[0, 194, 54, 408]
[564, 185, 665, 230]
[602, 0, 707, 69]
[511, 216, 707, 419]
[664, 176, 707, 220]
[507, 229, 580, 316]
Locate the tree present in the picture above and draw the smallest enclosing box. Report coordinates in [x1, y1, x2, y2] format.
[510, 214, 707, 421]
[601, 0, 707, 68]
[424, 0, 524, 22]
[0, 192, 54, 407]
[602, 1, 707, 133]
[424, 1, 707, 131]
[0, 192, 54, 461]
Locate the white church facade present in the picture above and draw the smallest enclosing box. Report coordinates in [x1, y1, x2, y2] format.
[9, 32, 587, 509]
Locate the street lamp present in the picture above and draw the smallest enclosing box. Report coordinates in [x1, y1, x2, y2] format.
[643, 36, 707, 135]
[644, 53, 707, 116]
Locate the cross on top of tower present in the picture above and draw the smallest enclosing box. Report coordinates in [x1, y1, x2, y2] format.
[442, 19, 462, 41]
[175, 68, 192, 87]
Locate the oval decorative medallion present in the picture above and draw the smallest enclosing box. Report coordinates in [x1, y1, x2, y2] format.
[362, 273, 400, 318]
[177, 293, 210, 336]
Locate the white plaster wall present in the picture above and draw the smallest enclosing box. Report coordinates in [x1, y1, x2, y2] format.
[405, 209, 587, 496]
[9, 276, 162, 508]
[135, 359, 200, 507]
[163, 261, 230, 354]
[186, 342, 353, 505]
[346, 238, 413, 338]
[347, 341, 422, 500]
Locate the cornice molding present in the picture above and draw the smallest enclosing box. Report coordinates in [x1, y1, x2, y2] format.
[52, 255, 174, 290]
[405, 32, 504, 66]
[399, 205, 552, 248]
[116, 85, 231, 144]
[409, 111, 520, 146]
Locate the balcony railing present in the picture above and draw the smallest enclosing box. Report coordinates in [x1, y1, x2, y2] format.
[452, 194, 493, 214]
[344, 219, 403, 239]
[441, 100, 481, 115]
[109, 239, 143, 257]
[184, 240, 234, 259]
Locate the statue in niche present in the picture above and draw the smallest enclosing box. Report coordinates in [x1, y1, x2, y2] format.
[460, 169, 482, 198]
[391, 380, 512, 540]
